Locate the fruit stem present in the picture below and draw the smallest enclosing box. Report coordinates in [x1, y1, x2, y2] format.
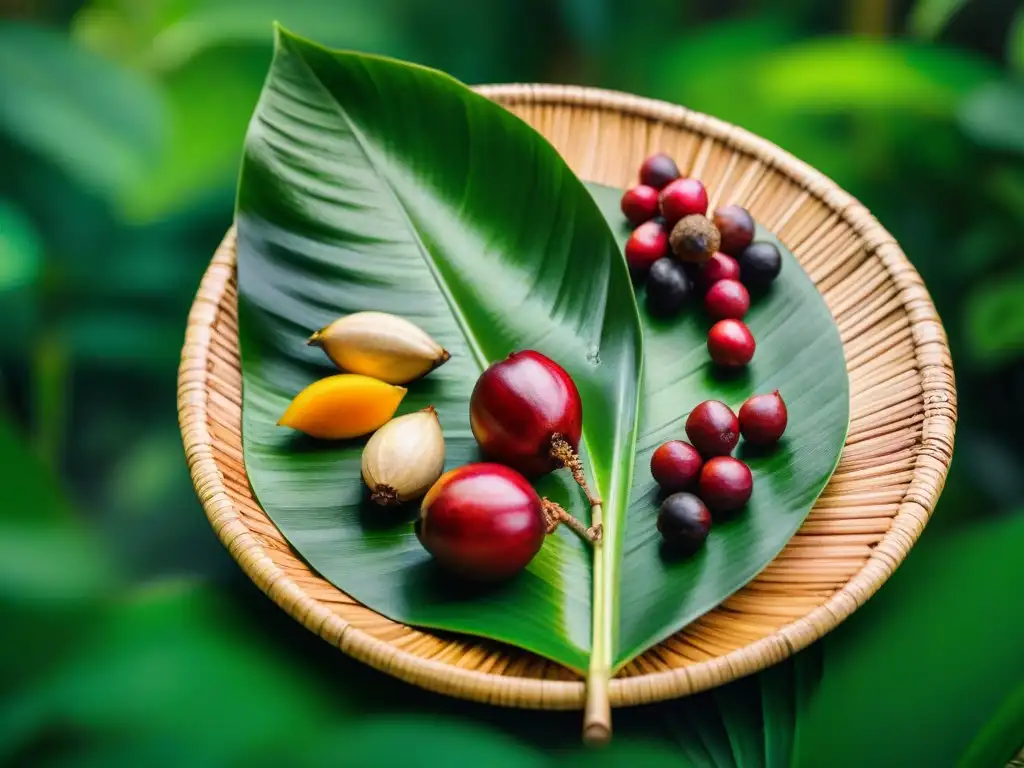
[583, 498, 612, 747]
[370, 485, 400, 506]
[550, 435, 602, 507]
[540, 499, 600, 544]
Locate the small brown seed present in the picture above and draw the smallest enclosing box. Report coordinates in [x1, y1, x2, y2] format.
[669, 214, 720, 263]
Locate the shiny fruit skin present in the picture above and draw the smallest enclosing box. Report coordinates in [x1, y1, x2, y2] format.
[738, 242, 782, 288]
[469, 350, 582, 476]
[418, 463, 546, 581]
[625, 220, 669, 277]
[707, 319, 755, 367]
[739, 390, 788, 445]
[659, 178, 709, 226]
[645, 258, 692, 317]
[698, 252, 741, 290]
[704, 279, 750, 320]
[621, 185, 660, 226]
[685, 400, 739, 457]
[639, 153, 681, 190]
[713, 205, 756, 256]
[650, 440, 703, 493]
[698, 456, 753, 513]
[657, 493, 712, 553]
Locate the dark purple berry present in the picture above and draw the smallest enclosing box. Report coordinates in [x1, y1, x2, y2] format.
[657, 492, 712, 553]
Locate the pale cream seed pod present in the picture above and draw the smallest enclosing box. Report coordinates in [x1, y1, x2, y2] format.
[308, 311, 450, 385]
[361, 407, 445, 506]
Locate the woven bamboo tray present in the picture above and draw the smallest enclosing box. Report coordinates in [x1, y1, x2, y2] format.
[178, 85, 956, 710]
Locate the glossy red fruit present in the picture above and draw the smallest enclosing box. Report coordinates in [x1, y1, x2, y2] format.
[650, 440, 703, 493]
[712, 205, 756, 256]
[639, 153, 681, 190]
[470, 350, 583, 476]
[698, 252, 741, 290]
[704, 279, 750, 320]
[698, 456, 753, 513]
[625, 220, 669, 277]
[417, 463, 546, 581]
[739, 390, 788, 445]
[685, 400, 739, 457]
[621, 185, 660, 225]
[659, 178, 709, 226]
[707, 319, 755, 367]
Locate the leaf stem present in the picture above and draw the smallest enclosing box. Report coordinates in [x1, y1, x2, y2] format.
[583, 498, 612, 746]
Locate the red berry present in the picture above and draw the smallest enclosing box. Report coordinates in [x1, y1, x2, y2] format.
[685, 400, 739, 457]
[418, 463, 546, 581]
[639, 153, 681, 190]
[659, 178, 709, 226]
[739, 390, 788, 445]
[698, 456, 753, 513]
[712, 205, 756, 256]
[621, 185, 660, 226]
[707, 319, 755, 367]
[698, 252, 740, 290]
[470, 350, 582, 477]
[704, 279, 750, 320]
[625, 220, 669, 277]
[650, 440, 703, 493]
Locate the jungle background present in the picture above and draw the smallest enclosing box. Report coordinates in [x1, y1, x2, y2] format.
[1, 0, 1023, 765]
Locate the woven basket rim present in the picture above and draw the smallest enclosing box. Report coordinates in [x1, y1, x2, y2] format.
[177, 83, 956, 709]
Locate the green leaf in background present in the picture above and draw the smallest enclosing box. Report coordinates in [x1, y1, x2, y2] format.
[959, 80, 1024, 156]
[751, 38, 994, 117]
[72, 0, 419, 222]
[237, 28, 642, 672]
[965, 272, 1024, 366]
[0, 201, 41, 293]
[793, 513, 1024, 767]
[908, 0, 971, 39]
[586, 183, 848, 665]
[1010, 9, 1024, 72]
[0, 22, 165, 202]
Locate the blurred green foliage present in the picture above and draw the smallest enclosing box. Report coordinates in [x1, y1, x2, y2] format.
[1, 0, 1023, 765]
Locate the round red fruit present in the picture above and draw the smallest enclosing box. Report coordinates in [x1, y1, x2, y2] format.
[417, 463, 546, 581]
[621, 185, 660, 226]
[704, 279, 750, 320]
[698, 252, 741, 290]
[698, 456, 753, 513]
[739, 390, 788, 445]
[625, 220, 669, 277]
[685, 400, 739, 457]
[650, 440, 703, 493]
[639, 153, 681, 190]
[712, 205, 756, 256]
[659, 178, 709, 226]
[707, 319, 755, 367]
[470, 350, 582, 477]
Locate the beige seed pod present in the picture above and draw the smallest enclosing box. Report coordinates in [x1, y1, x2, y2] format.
[308, 311, 450, 385]
[361, 407, 445, 506]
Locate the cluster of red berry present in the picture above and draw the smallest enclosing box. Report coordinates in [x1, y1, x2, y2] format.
[650, 392, 788, 554]
[620, 152, 782, 369]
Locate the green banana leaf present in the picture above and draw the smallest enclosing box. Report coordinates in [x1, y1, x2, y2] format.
[236, 28, 848, 673]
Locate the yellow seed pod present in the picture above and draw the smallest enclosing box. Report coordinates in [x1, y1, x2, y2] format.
[277, 374, 407, 440]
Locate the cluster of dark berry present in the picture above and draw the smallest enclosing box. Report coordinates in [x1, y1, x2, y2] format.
[620, 152, 782, 369]
[651, 392, 788, 555]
